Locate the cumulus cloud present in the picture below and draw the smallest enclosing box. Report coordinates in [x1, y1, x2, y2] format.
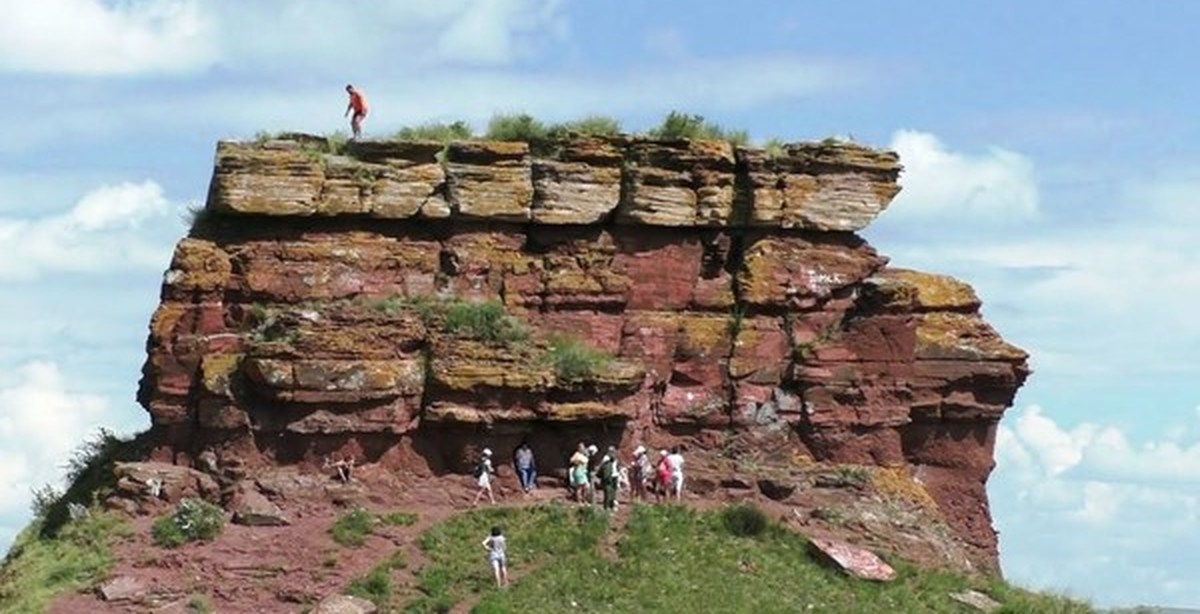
[0, 362, 110, 550]
[0, 181, 178, 281]
[888, 130, 1039, 221]
[0, 0, 215, 75]
[207, 0, 566, 73]
[0, 0, 566, 77]
[993, 404, 1200, 606]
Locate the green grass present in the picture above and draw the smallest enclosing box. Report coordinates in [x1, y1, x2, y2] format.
[393, 121, 474, 143]
[346, 551, 408, 608]
[544, 335, 613, 383]
[402, 505, 607, 613]
[151, 498, 225, 548]
[547, 115, 622, 138]
[484, 113, 548, 143]
[385, 503, 1104, 614]
[331, 508, 420, 548]
[186, 592, 214, 613]
[647, 111, 750, 145]
[330, 508, 379, 548]
[443, 300, 530, 346]
[0, 512, 128, 613]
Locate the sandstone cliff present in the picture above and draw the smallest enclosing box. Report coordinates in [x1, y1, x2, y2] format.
[137, 134, 1027, 567]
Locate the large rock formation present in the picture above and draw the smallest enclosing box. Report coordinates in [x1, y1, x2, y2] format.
[138, 134, 1027, 566]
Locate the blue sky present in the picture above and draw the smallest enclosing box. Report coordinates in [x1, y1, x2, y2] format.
[1, 1, 1197, 608]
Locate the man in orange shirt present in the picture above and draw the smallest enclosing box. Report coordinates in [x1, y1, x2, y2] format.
[344, 84, 368, 140]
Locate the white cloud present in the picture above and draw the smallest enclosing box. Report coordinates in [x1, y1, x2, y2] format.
[209, 0, 566, 73]
[435, 0, 567, 65]
[0, 0, 215, 75]
[993, 404, 1200, 607]
[0, 181, 178, 281]
[0, 362, 110, 550]
[888, 130, 1039, 221]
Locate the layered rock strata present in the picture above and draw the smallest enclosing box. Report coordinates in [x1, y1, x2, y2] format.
[139, 134, 1027, 566]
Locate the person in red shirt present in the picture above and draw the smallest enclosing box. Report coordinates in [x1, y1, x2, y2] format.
[344, 84, 368, 140]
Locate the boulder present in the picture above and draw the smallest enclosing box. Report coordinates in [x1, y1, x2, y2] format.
[312, 594, 378, 614]
[230, 482, 291, 526]
[96, 575, 146, 602]
[112, 462, 220, 508]
[808, 538, 896, 581]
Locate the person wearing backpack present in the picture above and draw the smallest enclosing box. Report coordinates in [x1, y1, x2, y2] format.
[471, 448, 496, 506]
[598, 447, 620, 512]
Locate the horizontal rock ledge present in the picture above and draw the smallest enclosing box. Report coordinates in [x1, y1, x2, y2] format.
[207, 135, 902, 232]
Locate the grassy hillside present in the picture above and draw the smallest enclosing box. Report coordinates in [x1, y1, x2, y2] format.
[0, 512, 128, 613]
[0, 501, 1154, 613]
[362, 504, 1113, 614]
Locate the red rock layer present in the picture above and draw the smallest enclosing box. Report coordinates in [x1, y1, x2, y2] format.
[137, 136, 1027, 567]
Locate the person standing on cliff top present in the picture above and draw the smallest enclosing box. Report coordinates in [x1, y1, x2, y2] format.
[344, 84, 368, 140]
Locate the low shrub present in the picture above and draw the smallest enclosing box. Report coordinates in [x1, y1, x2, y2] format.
[648, 110, 749, 145]
[380, 511, 418, 527]
[545, 335, 612, 383]
[330, 507, 378, 548]
[37, 429, 133, 538]
[393, 120, 474, 142]
[721, 503, 769, 537]
[443, 300, 529, 346]
[151, 498, 226, 548]
[547, 115, 622, 138]
[345, 565, 392, 607]
[485, 113, 548, 142]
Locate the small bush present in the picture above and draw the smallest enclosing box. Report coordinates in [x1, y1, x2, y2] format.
[547, 115, 622, 138]
[721, 503, 768, 537]
[546, 335, 612, 383]
[326, 130, 350, 155]
[648, 110, 748, 145]
[763, 138, 787, 158]
[345, 551, 406, 608]
[485, 113, 548, 142]
[151, 498, 225, 548]
[381, 511, 418, 527]
[38, 429, 133, 538]
[330, 507, 378, 548]
[394, 120, 474, 143]
[443, 300, 529, 346]
[186, 593, 214, 614]
[345, 565, 392, 607]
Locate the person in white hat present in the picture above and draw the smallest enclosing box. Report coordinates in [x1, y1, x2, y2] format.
[568, 442, 590, 504]
[630, 445, 651, 502]
[472, 448, 496, 506]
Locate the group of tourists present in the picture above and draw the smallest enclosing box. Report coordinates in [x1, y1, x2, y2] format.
[470, 441, 686, 511]
[471, 442, 686, 588]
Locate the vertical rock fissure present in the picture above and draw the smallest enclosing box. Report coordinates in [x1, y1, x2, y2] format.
[721, 229, 749, 428]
